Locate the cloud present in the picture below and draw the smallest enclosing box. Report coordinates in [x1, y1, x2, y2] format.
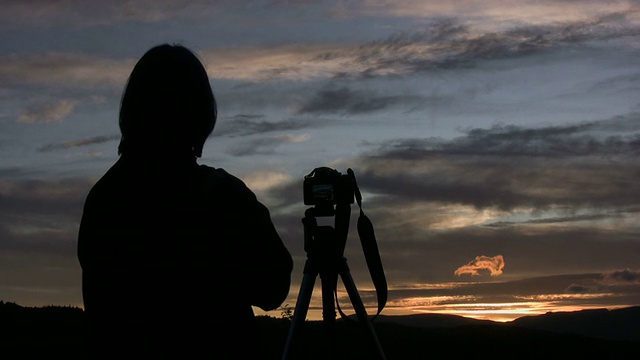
[241, 171, 293, 192]
[0, 0, 224, 27]
[420, 116, 639, 158]
[277, 134, 310, 143]
[0, 176, 91, 307]
[0, 52, 133, 87]
[295, 86, 421, 115]
[563, 269, 640, 295]
[202, 44, 347, 81]
[378, 271, 640, 321]
[0, 177, 90, 253]
[602, 268, 640, 284]
[454, 255, 505, 276]
[199, 10, 640, 82]
[351, 114, 640, 212]
[37, 135, 120, 152]
[484, 213, 618, 227]
[2, 1, 630, 30]
[5, 9, 633, 91]
[215, 116, 319, 137]
[343, 0, 635, 26]
[18, 100, 75, 124]
[226, 134, 309, 156]
[210, 113, 332, 158]
[565, 283, 593, 294]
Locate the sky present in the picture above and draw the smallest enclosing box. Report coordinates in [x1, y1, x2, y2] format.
[1, 0, 640, 323]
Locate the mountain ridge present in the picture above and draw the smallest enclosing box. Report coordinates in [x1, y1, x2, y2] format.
[373, 306, 640, 342]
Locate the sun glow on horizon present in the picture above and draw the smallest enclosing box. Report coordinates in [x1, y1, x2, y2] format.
[262, 282, 640, 323]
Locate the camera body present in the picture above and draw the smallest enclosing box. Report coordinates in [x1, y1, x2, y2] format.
[303, 167, 354, 206]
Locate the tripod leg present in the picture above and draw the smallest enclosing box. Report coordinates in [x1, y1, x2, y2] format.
[282, 261, 318, 360]
[319, 267, 338, 358]
[338, 258, 387, 360]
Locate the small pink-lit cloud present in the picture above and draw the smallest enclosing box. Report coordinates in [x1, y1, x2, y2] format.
[455, 255, 505, 276]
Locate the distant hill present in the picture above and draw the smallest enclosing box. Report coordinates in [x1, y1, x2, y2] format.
[2, 301, 639, 359]
[510, 306, 640, 342]
[375, 306, 640, 343]
[375, 312, 495, 328]
[0, 301, 87, 359]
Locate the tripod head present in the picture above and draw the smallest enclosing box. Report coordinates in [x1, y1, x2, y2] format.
[302, 199, 351, 262]
[302, 167, 356, 254]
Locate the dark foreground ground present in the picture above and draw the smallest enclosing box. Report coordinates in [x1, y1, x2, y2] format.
[1, 301, 638, 359]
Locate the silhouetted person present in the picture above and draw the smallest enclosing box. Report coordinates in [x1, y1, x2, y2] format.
[77, 44, 293, 358]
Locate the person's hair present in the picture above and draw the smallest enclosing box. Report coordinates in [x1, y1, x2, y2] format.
[118, 44, 217, 157]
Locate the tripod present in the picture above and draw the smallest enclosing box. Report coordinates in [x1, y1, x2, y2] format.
[281, 202, 387, 360]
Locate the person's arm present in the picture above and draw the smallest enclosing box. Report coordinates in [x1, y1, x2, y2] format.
[77, 190, 98, 315]
[219, 170, 293, 311]
[245, 199, 293, 311]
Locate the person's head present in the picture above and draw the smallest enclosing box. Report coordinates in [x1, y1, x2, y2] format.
[118, 44, 217, 158]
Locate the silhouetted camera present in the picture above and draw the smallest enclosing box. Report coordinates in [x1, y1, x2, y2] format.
[303, 167, 355, 206]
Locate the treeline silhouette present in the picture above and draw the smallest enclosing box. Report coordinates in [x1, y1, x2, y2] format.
[2, 301, 638, 359]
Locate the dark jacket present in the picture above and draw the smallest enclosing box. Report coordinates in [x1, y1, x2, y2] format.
[77, 155, 293, 358]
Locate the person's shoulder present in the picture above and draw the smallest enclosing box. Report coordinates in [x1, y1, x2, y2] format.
[196, 164, 239, 184]
[196, 164, 255, 198]
[85, 161, 124, 196]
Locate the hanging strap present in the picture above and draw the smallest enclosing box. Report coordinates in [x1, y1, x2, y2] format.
[336, 168, 388, 321]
